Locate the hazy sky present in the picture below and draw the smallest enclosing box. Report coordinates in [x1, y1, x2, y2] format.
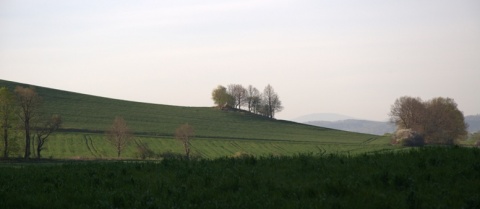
[1, 0, 479, 121]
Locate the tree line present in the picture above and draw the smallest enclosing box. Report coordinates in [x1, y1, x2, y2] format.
[0, 86, 62, 159]
[211, 84, 283, 118]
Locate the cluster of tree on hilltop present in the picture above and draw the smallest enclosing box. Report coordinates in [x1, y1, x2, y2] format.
[211, 84, 283, 119]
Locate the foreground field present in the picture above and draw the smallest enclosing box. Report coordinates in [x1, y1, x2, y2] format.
[1, 147, 479, 209]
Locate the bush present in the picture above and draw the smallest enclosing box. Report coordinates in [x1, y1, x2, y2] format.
[135, 143, 156, 160]
[393, 129, 424, 147]
[475, 140, 480, 148]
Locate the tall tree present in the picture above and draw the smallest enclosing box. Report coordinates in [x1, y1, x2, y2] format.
[106, 116, 133, 158]
[211, 85, 234, 108]
[33, 115, 62, 159]
[14, 86, 41, 159]
[227, 84, 246, 109]
[245, 85, 260, 113]
[389, 96, 425, 132]
[423, 97, 468, 144]
[175, 123, 194, 159]
[262, 84, 283, 118]
[0, 87, 16, 158]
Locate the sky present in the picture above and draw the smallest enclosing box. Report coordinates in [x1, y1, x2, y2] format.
[1, 0, 479, 121]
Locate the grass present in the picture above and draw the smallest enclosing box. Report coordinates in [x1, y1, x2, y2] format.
[0, 147, 479, 209]
[21, 133, 393, 159]
[0, 79, 395, 159]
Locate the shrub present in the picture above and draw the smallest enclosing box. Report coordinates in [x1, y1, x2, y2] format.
[393, 129, 424, 147]
[135, 143, 156, 160]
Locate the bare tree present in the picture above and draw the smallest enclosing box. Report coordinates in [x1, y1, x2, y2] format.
[245, 85, 261, 113]
[106, 116, 133, 158]
[211, 85, 234, 108]
[227, 84, 246, 109]
[175, 123, 194, 159]
[14, 86, 42, 159]
[0, 87, 16, 158]
[389, 96, 425, 132]
[33, 115, 62, 159]
[262, 84, 283, 118]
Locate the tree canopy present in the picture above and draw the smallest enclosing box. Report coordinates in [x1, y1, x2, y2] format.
[390, 96, 467, 145]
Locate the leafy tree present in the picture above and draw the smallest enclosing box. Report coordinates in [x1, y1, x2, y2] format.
[106, 116, 133, 158]
[175, 123, 194, 159]
[423, 97, 468, 144]
[262, 84, 283, 118]
[211, 85, 234, 108]
[0, 87, 16, 158]
[390, 96, 467, 145]
[227, 84, 247, 109]
[32, 115, 62, 158]
[14, 86, 42, 159]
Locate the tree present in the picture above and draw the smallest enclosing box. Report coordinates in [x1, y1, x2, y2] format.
[0, 87, 16, 158]
[14, 86, 42, 159]
[423, 97, 468, 144]
[389, 96, 425, 132]
[211, 85, 234, 108]
[175, 123, 194, 159]
[262, 84, 283, 118]
[389, 96, 468, 145]
[106, 116, 133, 158]
[245, 85, 261, 113]
[32, 115, 62, 158]
[227, 84, 246, 109]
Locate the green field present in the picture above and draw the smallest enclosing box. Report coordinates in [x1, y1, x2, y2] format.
[0, 79, 394, 159]
[1, 147, 479, 209]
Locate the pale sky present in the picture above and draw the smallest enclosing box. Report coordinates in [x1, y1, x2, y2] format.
[1, 0, 479, 121]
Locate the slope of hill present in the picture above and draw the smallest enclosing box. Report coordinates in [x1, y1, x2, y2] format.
[0, 79, 378, 142]
[306, 119, 395, 135]
[0, 79, 395, 158]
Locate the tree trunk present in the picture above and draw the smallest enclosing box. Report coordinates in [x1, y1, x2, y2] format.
[3, 127, 8, 158]
[184, 141, 190, 160]
[24, 120, 31, 159]
[37, 142, 42, 159]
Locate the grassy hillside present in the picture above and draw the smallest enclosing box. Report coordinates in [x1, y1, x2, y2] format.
[0, 79, 393, 158]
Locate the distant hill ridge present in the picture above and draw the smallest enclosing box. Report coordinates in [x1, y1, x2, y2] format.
[466, 115, 480, 133]
[304, 115, 479, 135]
[306, 119, 395, 135]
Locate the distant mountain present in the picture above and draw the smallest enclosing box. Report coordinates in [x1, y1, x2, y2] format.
[466, 115, 480, 133]
[304, 114, 480, 135]
[306, 119, 395, 135]
[293, 113, 355, 122]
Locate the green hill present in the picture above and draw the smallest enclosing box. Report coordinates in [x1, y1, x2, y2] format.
[0, 79, 393, 158]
